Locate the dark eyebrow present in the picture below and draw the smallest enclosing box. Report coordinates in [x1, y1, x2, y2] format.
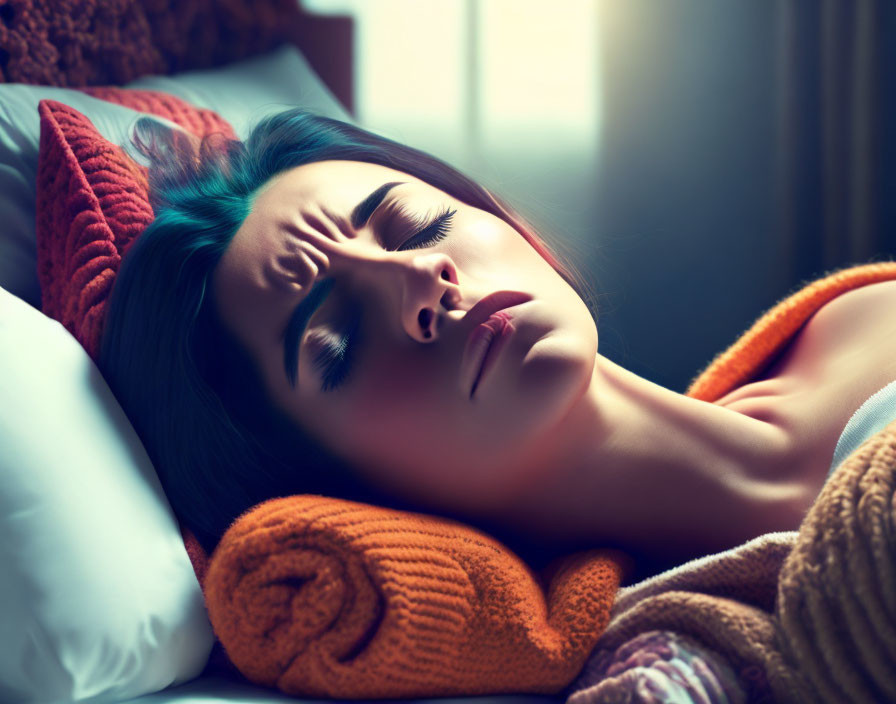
[282, 181, 406, 387]
[350, 181, 405, 230]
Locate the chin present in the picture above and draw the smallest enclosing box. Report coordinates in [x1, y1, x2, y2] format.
[471, 352, 586, 447]
[523, 328, 594, 389]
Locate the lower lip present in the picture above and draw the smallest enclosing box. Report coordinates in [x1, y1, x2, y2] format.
[469, 312, 515, 398]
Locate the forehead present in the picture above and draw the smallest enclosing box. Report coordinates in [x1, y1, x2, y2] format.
[212, 160, 425, 369]
[251, 159, 423, 218]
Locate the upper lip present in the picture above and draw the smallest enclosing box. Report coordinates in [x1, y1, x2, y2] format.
[457, 290, 531, 399]
[462, 290, 533, 337]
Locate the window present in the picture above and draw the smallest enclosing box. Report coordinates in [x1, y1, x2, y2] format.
[302, 0, 600, 172]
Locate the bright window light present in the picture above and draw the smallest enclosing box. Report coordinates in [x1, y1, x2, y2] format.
[301, 0, 600, 165]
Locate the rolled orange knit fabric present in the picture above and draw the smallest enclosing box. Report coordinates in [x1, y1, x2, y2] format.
[205, 495, 627, 700]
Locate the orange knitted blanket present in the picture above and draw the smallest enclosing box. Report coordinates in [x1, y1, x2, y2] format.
[204, 261, 896, 701]
[206, 498, 627, 699]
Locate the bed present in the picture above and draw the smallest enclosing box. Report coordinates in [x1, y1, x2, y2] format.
[2, 3, 895, 703]
[0, 4, 578, 702]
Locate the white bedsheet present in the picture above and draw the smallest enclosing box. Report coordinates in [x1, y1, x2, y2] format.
[121, 674, 566, 704]
[828, 377, 896, 479]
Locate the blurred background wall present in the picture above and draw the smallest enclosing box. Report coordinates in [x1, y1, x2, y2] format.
[303, 0, 895, 394]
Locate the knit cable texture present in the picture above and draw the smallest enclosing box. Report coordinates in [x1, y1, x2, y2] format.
[0, 0, 301, 87]
[776, 417, 896, 703]
[566, 261, 896, 704]
[205, 495, 626, 699]
[35, 96, 235, 358]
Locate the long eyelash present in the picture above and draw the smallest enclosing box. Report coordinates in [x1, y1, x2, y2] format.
[398, 206, 456, 250]
[310, 206, 453, 391]
[312, 335, 348, 391]
[312, 314, 361, 392]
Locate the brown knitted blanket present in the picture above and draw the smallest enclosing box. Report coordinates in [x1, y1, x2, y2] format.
[568, 419, 896, 703]
[0, 0, 304, 86]
[566, 262, 896, 703]
[776, 417, 896, 702]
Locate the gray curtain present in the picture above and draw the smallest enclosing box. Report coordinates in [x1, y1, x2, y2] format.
[775, 0, 895, 283]
[590, 0, 895, 393]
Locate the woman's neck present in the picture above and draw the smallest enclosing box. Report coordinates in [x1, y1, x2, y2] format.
[490, 354, 808, 565]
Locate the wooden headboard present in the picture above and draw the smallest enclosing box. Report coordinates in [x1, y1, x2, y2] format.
[0, 0, 355, 116]
[288, 4, 354, 115]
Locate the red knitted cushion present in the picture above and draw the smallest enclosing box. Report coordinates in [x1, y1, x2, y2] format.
[35, 90, 236, 586]
[35, 90, 235, 360]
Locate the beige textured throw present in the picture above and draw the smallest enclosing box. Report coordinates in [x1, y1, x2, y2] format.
[567, 263, 896, 703]
[567, 420, 896, 704]
[776, 417, 896, 703]
[571, 533, 806, 702]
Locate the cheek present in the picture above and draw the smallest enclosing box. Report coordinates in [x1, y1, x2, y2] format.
[334, 389, 441, 496]
[450, 216, 554, 283]
[332, 354, 435, 444]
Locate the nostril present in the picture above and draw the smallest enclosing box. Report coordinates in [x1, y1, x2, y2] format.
[418, 308, 433, 338]
[441, 268, 450, 281]
[440, 286, 461, 310]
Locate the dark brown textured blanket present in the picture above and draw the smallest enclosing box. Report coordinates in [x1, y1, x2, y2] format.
[0, 0, 304, 86]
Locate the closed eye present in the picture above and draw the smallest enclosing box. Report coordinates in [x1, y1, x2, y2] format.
[394, 206, 456, 251]
[302, 204, 456, 392]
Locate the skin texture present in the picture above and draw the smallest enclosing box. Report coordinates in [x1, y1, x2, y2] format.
[213, 159, 804, 563]
[213, 160, 598, 514]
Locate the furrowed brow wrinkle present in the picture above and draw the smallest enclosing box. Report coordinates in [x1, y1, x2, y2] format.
[281, 181, 408, 388]
[282, 277, 335, 387]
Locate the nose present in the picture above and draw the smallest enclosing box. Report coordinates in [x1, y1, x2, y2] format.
[338, 248, 462, 343]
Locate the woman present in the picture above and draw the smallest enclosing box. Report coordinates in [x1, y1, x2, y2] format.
[101, 108, 873, 577]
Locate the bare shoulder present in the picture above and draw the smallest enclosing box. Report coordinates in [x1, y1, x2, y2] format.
[800, 279, 896, 352]
[716, 278, 896, 507]
[821, 277, 896, 308]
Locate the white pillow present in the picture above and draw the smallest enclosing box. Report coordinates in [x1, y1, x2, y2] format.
[0, 286, 215, 703]
[0, 46, 351, 701]
[0, 43, 353, 309]
[126, 43, 353, 140]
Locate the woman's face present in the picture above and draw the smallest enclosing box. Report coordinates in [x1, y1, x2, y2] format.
[213, 160, 597, 514]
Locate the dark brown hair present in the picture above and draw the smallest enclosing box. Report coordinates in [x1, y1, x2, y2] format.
[99, 108, 596, 554]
